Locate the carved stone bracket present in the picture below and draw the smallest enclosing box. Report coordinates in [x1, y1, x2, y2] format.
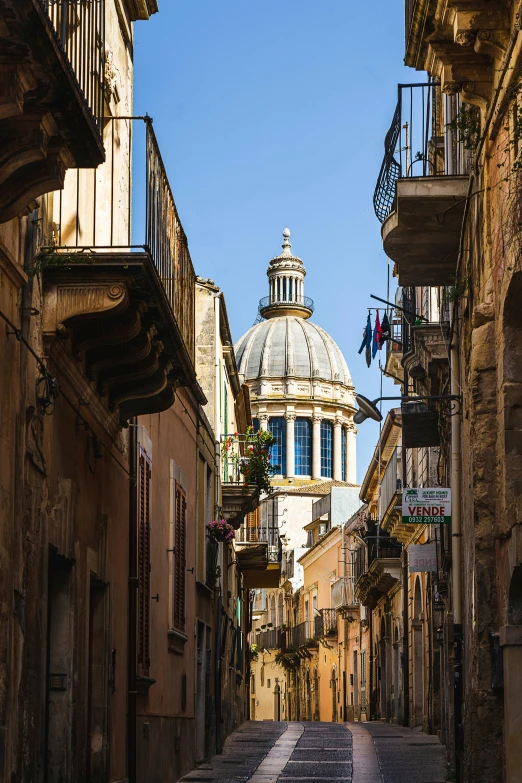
[42, 251, 204, 426]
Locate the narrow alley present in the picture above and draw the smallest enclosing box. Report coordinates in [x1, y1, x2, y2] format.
[181, 723, 447, 783]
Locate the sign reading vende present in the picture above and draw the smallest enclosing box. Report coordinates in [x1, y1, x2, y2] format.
[402, 488, 451, 525]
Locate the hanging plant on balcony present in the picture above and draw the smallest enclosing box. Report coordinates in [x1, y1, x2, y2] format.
[221, 426, 279, 495]
[207, 518, 235, 543]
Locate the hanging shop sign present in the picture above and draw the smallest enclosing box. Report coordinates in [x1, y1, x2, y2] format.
[402, 488, 451, 525]
[409, 543, 437, 572]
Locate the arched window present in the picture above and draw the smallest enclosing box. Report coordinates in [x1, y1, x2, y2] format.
[320, 420, 333, 478]
[294, 418, 311, 475]
[341, 426, 347, 482]
[268, 417, 286, 476]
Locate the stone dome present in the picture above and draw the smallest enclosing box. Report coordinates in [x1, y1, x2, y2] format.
[235, 316, 352, 387]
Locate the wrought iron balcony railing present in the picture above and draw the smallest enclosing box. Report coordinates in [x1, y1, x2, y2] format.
[258, 296, 315, 312]
[374, 82, 443, 223]
[40, 117, 196, 362]
[40, 0, 105, 134]
[256, 627, 282, 651]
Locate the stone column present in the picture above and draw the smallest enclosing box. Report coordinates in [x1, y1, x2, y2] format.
[333, 419, 343, 481]
[285, 413, 295, 478]
[259, 414, 269, 432]
[312, 415, 322, 479]
[346, 422, 357, 483]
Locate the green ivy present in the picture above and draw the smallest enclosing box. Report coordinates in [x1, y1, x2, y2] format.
[447, 105, 480, 151]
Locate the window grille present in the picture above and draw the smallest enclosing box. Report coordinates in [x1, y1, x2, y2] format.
[268, 417, 286, 476]
[295, 418, 311, 475]
[320, 420, 333, 478]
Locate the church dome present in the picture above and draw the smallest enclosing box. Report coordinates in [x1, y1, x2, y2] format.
[234, 229, 356, 485]
[235, 316, 352, 386]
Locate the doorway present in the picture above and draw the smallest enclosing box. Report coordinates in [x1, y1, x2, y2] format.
[45, 551, 73, 783]
[195, 621, 206, 761]
[86, 576, 109, 782]
[331, 667, 338, 723]
[273, 684, 281, 721]
[413, 577, 424, 727]
[393, 626, 400, 722]
[504, 566, 522, 782]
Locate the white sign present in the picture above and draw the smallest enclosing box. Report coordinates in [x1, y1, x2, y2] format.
[402, 488, 451, 525]
[409, 543, 437, 572]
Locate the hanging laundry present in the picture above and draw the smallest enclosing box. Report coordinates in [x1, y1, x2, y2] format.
[358, 313, 372, 355]
[379, 311, 391, 347]
[372, 310, 382, 359]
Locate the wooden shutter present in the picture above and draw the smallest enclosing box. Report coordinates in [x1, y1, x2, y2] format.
[174, 486, 186, 631]
[138, 450, 151, 675]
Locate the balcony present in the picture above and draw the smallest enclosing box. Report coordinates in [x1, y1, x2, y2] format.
[256, 626, 282, 651]
[385, 310, 404, 385]
[233, 511, 280, 588]
[0, 0, 109, 223]
[221, 433, 265, 528]
[39, 118, 205, 426]
[257, 295, 314, 321]
[331, 577, 360, 622]
[354, 529, 403, 609]
[374, 82, 469, 286]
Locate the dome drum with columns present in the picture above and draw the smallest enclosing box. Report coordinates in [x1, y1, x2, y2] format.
[235, 229, 357, 485]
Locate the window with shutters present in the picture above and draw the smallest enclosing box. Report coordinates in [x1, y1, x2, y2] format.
[138, 449, 151, 676]
[173, 484, 187, 632]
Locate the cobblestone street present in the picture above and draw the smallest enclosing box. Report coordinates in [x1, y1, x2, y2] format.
[181, 723, 447, 783]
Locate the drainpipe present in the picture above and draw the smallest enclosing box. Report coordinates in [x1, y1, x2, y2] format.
[127, 418, 138, 783]
[450, 311, 463, 779]
[402, 366, 410, 728]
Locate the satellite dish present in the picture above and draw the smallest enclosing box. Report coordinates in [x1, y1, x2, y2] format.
[355, 393, 383, 423]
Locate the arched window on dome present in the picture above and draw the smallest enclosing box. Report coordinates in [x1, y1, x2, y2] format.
[320, 421, 333, 478]
[341, 426, 347, 482]
[295, 418, 311, 476]
[268, 417, 286, 476]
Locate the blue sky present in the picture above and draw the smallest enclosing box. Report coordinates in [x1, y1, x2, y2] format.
[134, 1, 414, 483]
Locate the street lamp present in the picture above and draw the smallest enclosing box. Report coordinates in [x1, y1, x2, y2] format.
[353, 393, 462, 425]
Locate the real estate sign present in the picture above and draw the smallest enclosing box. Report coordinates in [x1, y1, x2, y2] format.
[409, 543, 437, 572]
[402, 488, 451, 525]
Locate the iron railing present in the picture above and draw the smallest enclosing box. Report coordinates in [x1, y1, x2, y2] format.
[256, 627, 282, 651]
[258, 296, 315, 312]
[40, 118, 196, 362]
[40, 0, 105, 133]
[354, 540, 402, 586]
[374, 81, 443, 223]
[318, 608, 337, 636]
[378, 449, 402, 521]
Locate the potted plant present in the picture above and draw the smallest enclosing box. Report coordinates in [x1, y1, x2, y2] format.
[221, 427, 279, 495]
[260, 624, 266, 630]
[207, 519, 235, 543]
[267, 622, 273, 628]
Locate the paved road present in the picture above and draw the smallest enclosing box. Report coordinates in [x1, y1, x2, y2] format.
[181, 722, 447, 783]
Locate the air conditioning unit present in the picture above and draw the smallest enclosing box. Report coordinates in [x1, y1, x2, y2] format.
[319, 522, 328, 536]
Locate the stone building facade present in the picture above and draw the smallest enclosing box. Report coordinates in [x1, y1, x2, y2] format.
[375, 1, 522, 779]
[0, 4, 264, 782]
